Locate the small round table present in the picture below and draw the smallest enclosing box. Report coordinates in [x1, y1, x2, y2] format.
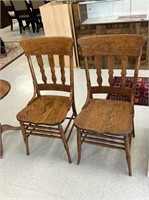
[0, 79, 20, 158]
[0, 79, 11, 99]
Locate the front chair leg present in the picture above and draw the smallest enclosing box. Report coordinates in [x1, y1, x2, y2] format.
[20, 122, 30, 156]
[124, 135, 132, 176]
[77, 128, 82, 165]
[59, 125, 72, 163]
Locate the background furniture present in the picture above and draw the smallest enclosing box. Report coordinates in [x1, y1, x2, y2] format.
[39, 0, 148, 69]
[72, 0, 149, 69]
[40, 1, 79, 67]
[3, 0, 16, 31]
[74, 34, 146, 176]
[10, 0, 36, 33]
[0, 1, 12, 29]
[29, 0, 45, 32]
[17, 36, 77, 163]
[0, 37, 6, 54]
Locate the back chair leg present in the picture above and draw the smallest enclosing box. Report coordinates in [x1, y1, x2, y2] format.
[10, 20, 13, 31]
[59, 125, 72, 163]
[77, 129, 82, 164]
[72, 101, 77, 117]
[124, 135, 132, 176]
[18, 21, 23, 34]
[29, 21, 36, 33]
[132, 119, 135, 137]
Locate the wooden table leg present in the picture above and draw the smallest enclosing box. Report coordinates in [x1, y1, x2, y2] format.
[0, 124, 20, 158]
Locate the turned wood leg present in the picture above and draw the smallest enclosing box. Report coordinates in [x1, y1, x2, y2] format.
[66, 123, 74, 143]
[124, 135, 132, 176]
[59, 125, 72, 163]
[20, 122, 30, 156]
[77, 128, 81, 165]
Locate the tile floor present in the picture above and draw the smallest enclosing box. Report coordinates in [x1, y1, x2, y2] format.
[0, 22, 149, 200]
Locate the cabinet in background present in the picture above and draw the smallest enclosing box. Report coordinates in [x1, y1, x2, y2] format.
[40, 2, 79, 67]
[72, 0, 149, 69]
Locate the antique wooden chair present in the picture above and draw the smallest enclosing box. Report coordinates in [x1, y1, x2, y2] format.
[17, 36, 77, 163]
[74, 34, 146, 175]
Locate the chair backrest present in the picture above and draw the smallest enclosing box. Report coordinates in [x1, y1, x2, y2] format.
[19, 36, 74, 98]
[3, 0, 16, 17]
[30, 0, 45, 9]
[3, 0, 11, 7]
[78, 34, 146, 104]
[10, 0, 28, 11]
[1, 0, 12, 28]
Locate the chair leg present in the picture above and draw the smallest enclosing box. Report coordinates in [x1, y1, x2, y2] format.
[18, 21, 23, 34]
[72, 100, 77, 117]
[11, 20, 13, 31]
[36, 23, 39, 33]
[77, 128, 82, 164]
[124, 135, 132, 176]
[27, 18, 35, 33]
[25, 20, 30, 29]
[20, 122, 30, 155]
[59, 124, 72, 163]
[132, 119, 135, 137]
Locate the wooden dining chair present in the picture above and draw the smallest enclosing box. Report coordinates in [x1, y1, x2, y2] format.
[3, 0, 17, 31]
[28, 0, 45, 32]
[10, 0, 35, 33]
[17, 36, 77, 163]
[74, 34, 146, 176]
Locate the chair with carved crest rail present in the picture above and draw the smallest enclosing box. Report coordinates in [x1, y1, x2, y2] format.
[74, 34, 146, 175]
[16, 36, 77, 163]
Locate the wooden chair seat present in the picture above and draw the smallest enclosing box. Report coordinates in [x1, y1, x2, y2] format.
[17, 95, 71, 125]
[74, 99, 133, 134]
